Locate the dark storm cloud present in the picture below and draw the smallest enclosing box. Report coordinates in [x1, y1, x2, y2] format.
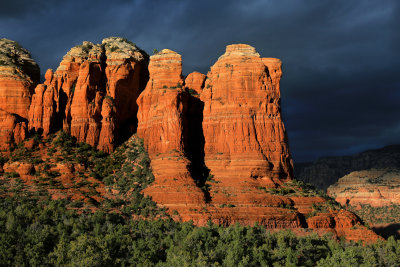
[0, 0, 54, 17]
[0, 0, 399, 162]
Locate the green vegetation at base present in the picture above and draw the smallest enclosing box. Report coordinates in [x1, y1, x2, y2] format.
[0, 131, 165, 218]
[101, 136, 167, 218]
[1, 195, 400, 266]
[1, 132, 400, 265]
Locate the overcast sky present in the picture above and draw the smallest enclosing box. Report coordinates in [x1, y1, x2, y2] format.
[1, 0, 399, 162]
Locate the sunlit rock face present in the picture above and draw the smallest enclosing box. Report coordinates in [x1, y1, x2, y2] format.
[28, 37, 149, 152]
[137, 49, 206, 207]
[0, 38, 40, 149]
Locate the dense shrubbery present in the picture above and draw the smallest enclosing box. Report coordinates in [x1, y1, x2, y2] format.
[1, 195, 400, 266]
[101, 136, 166, 218]
[348, 204, 400, 225]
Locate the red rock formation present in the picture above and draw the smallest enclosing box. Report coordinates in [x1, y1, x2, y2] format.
[201, 44, 293, 205]
[0, 39, 39, 149]
[184, 72, 206, 95]
[0, 109, 27, 150]
[70, 60, 103, 146]
[137, 49, 206, 207]
[136, 43, 380, 242]
[28, 38, 148, 151]
[0, 37, 380, 242]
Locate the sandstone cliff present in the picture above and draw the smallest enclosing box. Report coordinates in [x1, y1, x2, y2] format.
[137, 49, 206, 207]
[202, 44, 292, 194]
[28, 37, 149, 152]
[135, 44, 378, 241]
[0, 39, 40, 149]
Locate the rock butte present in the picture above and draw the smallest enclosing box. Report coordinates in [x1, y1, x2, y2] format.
[0, 38, 380, 242]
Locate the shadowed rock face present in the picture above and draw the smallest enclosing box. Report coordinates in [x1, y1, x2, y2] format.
[0, 38, 40, 149]
[28, 37, 149, 152]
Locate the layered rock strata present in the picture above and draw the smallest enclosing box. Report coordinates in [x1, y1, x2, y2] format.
[28, 37, 148, 152]
[137, 49, 206, 207]
[201, 44, 293, 203]
[0, 39, 40, 149]
[328, 169, 400, 207]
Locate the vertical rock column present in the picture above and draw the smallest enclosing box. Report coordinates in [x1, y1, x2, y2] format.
[137, 49, 205, 208]
[201, 44, 293, 205]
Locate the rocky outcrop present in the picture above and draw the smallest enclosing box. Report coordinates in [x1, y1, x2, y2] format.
[201, 44, 293, 206]
[28, 37, 149, 152]
[295, 144, 400, 190]
[184, 72, 206, 95]
[328, 169, 400, 207]
[137, 49, 206, 207]
[0, 39, 40, 149]
[0, 109, 27, 150]
[135, 44, 378, 241]
[328, 169, 400, 237]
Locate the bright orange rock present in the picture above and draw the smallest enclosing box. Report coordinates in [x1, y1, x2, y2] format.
[201, 44, 293, 209]
[0, 109, 27, 150]
[0, 39, 40, 118]
[28, 37, 149, 151]
[0, 38, 380, 242]
[135, 43, 379, 242]
[184, 72, 206, 95]
[0, 39, 39, 148]
[137, 49, 206, 207]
